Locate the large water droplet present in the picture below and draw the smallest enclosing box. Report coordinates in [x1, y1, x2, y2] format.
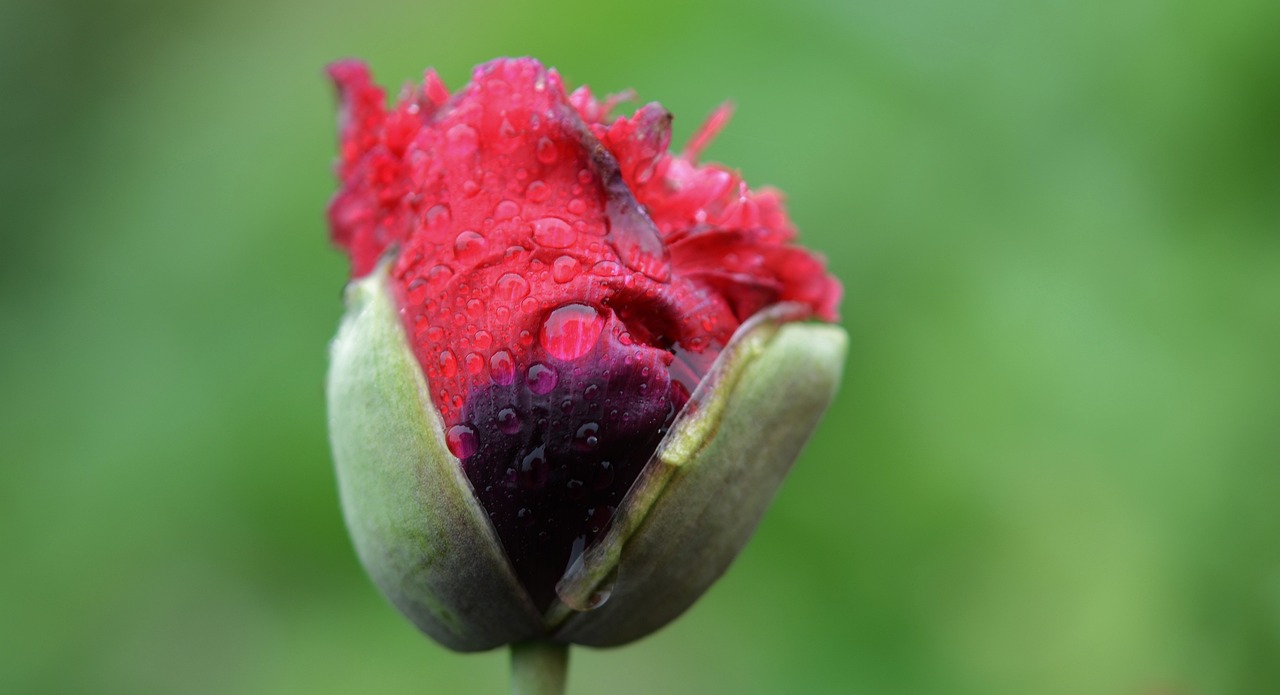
[445, 424, 478, 459]
[427, 264, 454, 287]
[557, 552, 617, 612]
[526, 180, 550, 203]
[593, 460, 615, 490]
[574, 422, 600, 451]
[490, 350, 516, 385]
[519, 445, 549, 490]
[535, 136, 558, 164]
[445, 124, 478, 158]
[495, 272, 531, 304]
[526, 362, 558, 394]
[551, 255, 579, 284]
[454, 230, 487, 263]
[494, 199, 520, 220]
[540, 303, 605, 361]
[591, 260, 622, 277]
[424, 204, 451, 234]
[532, 217, 577, 248]
[439, 350, 458, 377]
[497, 407, 522, 434]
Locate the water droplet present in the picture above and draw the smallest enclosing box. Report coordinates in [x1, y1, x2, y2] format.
[445, 424, 478, 459]
[464, 352, 484, 375]
[584, 384, 599, 400]
[540, 303, 605, 361]
[591, 260, 621, 277]
[497, 407, 522, 434]
[495, 272, 530, 303]
[473, 330, 493, 350]
[490, 350, 516, 385]
[552, 255, 579, 284]
[439, 350, 458, 377]
[594, 460, 615, 490]
[567, 198, 587, 215]
[533, 217, 577, 248]
[516, 507, 535, 526]
[526, 180, 550, 203]
[499, 116, 518, 140]
[526, 362, 558, 394]
[462, 179, 480, 197]
[466, 298, 484, 317]
[536, 136, 558, 164]
[454, 230, 487, 263]
[427, 264, 454, 287]
[406, 277, 428, 303]
[557, 556, 617, 612]
[424, 204, 452, 233]
[445, 124, 478, 158]
[574, 422, 600, 450]
[566, 478, 586, 500]
[494, 199, 520, 220]
[519, 445, 548, 489]
[427, 325, 444, 342]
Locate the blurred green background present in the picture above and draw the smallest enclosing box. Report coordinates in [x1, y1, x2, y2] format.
[3, 0, 1278, 692]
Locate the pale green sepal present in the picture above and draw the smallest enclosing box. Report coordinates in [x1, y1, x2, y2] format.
[327, 264, 543, 651]
[550, 312, 847, 645]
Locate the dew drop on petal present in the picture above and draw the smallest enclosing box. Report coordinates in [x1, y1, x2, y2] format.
[427, 264, 454, 287]
[540, 303, 605, 361]
[573, 422, 600, 451]
[591, 260, 621, 277]
[473, 330, 493, 350]
[525, 362, 558, 394]
[526, 180, 550, 203]
[494, 199, 520, 220]
[424, 204, 452, 233]
[454, 230, 487, 263]
[439, 350, 458, 377]
[533, 217, 577, 248]
[495, 272, 531, 303]
[593, 460, 615, 490]
[536, 136, 558, 164]
[552, 255, 579, 284]
[445, 124, 478, 158]
[490, 349, 516, 385]
[519, 446, 549, 490]
[497, 407, 522, 434]
[445, 424, 478, 459]
[464, 352, 484, 374]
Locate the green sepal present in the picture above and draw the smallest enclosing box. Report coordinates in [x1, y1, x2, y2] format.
[549, 306, 847, 645]
[327, 264, 543, 651]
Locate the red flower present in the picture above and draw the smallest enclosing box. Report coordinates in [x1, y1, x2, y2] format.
[328, 58, 840, 610]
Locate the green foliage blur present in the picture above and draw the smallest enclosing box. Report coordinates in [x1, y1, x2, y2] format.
[2, 0, 1278, 692]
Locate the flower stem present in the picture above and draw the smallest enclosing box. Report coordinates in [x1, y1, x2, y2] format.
[509, 641, 569, 695]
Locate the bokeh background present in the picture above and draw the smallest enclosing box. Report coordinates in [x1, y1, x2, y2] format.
[3, 0, 1278, 692]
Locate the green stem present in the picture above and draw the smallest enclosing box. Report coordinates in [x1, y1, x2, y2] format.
[510, 641, 569, 695]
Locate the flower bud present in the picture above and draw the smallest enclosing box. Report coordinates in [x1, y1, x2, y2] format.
[324, 57, 846, 651]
